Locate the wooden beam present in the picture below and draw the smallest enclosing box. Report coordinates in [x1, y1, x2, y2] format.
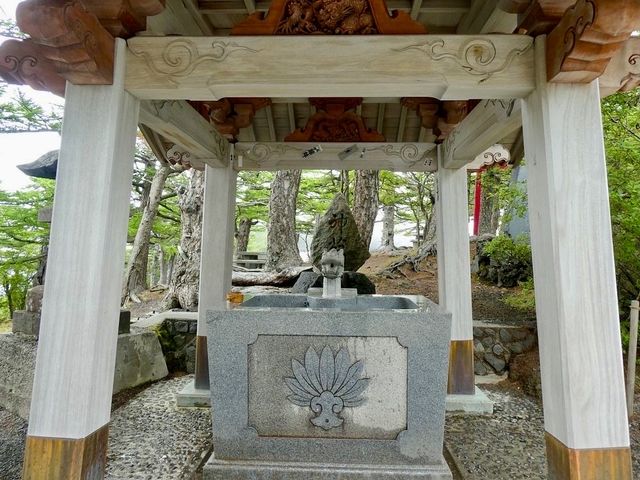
[138, 100, 229, 167]
[442, 99, 521, 169]
[456, 0, 518, 34]
[126, 35, 535, 100]
[546, 0, 640, 83]
[599, 37, 640, 97]
[234, 142, 437, 172]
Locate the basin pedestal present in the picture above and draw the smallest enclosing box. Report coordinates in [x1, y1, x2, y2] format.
[204, 296, 452, 479]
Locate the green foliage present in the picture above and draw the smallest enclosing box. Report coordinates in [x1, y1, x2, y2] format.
[0, 86, 62, 133]
[483, 234, 532, 266]
[601, 91, 640, 309]
[236, 170, 273, 225]
[0, 179, 54, 321]
[504, 278, 536, 313]
[479, 235, 533, 288]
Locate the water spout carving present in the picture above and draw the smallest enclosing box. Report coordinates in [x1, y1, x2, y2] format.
[319, 248, 344, 297]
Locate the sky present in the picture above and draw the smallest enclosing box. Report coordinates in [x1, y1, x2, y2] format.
[1, 0, 62, 191]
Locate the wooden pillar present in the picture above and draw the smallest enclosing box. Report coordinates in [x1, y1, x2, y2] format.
[521, 37, 631, 479]
[22, 39, 138, 480]
[437, 149, 475, 395]
[194, 161, 237, 389]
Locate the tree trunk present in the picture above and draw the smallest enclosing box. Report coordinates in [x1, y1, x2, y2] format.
[159, 250, 174, 285]
[163, 170, 204, 310]
[381, 205, 395, 250]
[479, 170, 500, 235]
[265, 169, 303, 271]
[352, 170, 379, 249]
[122, 163, 172, 303]
[235, 218, 255, 254]
[340, 170, 351, 203]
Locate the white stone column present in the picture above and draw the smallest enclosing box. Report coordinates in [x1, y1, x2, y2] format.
[182, 161, 237, 401]
[436, 150, 475, 396]
[521, 36, 631, 478]
[23, 39, 139, 479]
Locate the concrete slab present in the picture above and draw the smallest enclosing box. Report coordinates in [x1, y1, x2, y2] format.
[446, 387, 494, 415]
[176, 380, 210, 408]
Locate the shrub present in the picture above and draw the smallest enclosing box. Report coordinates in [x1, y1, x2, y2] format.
[478, 235, 532, 287]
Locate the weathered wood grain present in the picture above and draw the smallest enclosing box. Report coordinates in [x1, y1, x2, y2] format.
[521, 36, 629, 450]
[125, 35, 535, 100]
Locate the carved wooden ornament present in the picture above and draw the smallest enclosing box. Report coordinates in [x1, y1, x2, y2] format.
[16, 0, 116, 84]
[231, 0, 426, 35]
[190, 98, 272, 141]
[402, 98, 472, 142]
[285, 98, 385, 142]
[546, 0, 640, 83]
[0, 39, 66, 97]
[80, 0, 166, 38]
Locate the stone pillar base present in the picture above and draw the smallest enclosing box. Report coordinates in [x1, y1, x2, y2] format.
[204, 455, 452, 479]
[545, 433, 632, 480]
[175, 379, 211, 408]
[23, 424, 109, 480]
[445, 386, 493, 414]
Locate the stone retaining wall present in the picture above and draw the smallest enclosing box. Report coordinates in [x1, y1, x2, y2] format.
[473, 322, 537, 375]
[154, 318, 198, 373]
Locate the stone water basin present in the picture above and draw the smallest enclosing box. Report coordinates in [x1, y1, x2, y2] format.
[205, 294, 453, 479]
[240, 293, 420, 311]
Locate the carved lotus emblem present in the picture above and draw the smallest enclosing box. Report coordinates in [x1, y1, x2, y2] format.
[285, 346, 369, 430]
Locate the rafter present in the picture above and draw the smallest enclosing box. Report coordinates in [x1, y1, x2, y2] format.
[138, 100, 230, 167]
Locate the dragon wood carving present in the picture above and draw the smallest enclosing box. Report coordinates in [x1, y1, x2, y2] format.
[231, 0, 426, 35]
[285, 98, 384, 143]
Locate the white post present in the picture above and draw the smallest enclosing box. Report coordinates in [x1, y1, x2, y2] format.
[179, 160, 236, 403]
[436, 148, 475, 395]
[22, 39, 139, 479]
[628, 300, 639, 418]
[521, 36, 631, 478]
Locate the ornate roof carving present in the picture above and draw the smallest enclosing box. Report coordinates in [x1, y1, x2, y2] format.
[231, 0, 426, 35]
[285, 98, 385, 142]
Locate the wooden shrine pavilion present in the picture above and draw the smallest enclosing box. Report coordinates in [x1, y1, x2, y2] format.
[1, 0, 639, 478]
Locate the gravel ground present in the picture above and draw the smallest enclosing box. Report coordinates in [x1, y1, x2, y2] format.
[3, 378, 640, 479]
[0, 407, 27, 480]
[445, 384, 547, 479]
[106, 375, 211, 480]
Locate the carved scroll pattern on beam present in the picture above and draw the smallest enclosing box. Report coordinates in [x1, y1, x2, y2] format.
[394, 38, 533, 83]
[128, 39, 262, 84]
[366, 144, 436, 169]
[235, 142, 437, 171]
[238, 143, 304, 167]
